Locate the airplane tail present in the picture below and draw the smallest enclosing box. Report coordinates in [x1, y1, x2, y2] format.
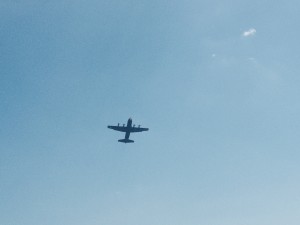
[118, 139, 134, 143]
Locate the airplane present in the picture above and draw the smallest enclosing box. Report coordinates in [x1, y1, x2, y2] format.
[107, 118, 149, 143]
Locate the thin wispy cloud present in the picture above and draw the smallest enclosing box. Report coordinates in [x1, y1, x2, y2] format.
[243, 28, 256, 37]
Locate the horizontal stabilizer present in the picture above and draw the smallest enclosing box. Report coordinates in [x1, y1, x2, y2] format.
[118, 139, 134, 143]
[118, 139, 134, 144]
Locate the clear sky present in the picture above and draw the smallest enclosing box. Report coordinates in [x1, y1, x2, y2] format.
[1, 1, 300, 225]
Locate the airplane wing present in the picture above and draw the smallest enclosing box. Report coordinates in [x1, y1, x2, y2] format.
[107, 125, 149, 133]
[129, 127, 149, 133]
[107, 126, 128, 132]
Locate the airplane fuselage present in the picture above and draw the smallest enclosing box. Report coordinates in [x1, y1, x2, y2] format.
[127, 118, 132, 128]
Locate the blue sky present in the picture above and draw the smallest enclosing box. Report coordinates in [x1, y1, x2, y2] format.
[1, 1, 300, 225]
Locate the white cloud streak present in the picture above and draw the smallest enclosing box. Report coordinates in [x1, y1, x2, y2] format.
[243, 28, 256, 37]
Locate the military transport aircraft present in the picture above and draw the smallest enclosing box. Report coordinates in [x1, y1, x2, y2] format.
[107, 118, 149, 143]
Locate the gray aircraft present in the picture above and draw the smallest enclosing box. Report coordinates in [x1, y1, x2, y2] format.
[107, 118, 149, 143]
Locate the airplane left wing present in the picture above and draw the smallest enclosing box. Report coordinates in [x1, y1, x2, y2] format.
[107, 126, 128, 132]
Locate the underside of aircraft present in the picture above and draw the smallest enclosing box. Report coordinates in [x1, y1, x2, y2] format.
[107, 118, 149, 143]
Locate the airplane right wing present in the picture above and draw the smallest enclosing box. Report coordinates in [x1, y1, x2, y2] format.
[130, 127, 149, 133]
